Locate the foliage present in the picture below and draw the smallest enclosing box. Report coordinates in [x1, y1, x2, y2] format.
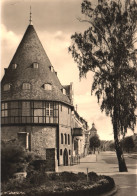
[122, 136, 135, 152]
[69, 0, 137, 172]
[89, 135, 101, 149]
[2, 172, 115, 196]
[109, 142, 115, 151]
[1, 140, 40, 182]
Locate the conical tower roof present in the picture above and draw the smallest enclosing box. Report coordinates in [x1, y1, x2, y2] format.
[1, 24, 71, 105]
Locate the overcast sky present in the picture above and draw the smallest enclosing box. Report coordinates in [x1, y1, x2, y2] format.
[1, 0, 136, 140]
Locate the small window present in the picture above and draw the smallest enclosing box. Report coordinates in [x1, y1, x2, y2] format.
[68, 108, 69, 114]
[65, 134, 67, 144]
[12, 63, 17, 69]
[33, 62, 39, 68]
[3, 84, 10, 91]
[49, 66, 54, 72]
[2, 102, 8, 110]
[68, 134, 70, 145]
[44, 83, 52, 90]
[22, 83, 31, 90]
[62, 88, 66, 95]
[69, 150, 71, 155]
[61, 133, 63, 144]
[60, 149, 62, 155]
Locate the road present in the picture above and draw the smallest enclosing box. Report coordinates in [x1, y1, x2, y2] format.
[58, 151, 137, 196]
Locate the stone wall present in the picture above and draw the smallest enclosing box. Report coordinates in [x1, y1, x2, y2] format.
[1, 125, 57, 159]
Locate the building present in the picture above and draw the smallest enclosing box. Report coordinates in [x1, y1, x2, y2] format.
[71, 110, 89, 157]
[89, 123, 97, 137]
[1, 14, 88, 171]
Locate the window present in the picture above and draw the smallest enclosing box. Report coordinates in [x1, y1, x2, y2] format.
[22, 102, 30, 116]
[69, 150, 71, 155]
[65, 134, 67, 144]
[10, 101, 19, 117]
[3, 84, 10, 91]
[33, 101, 44, 123]
[32, 62, 39, 68]
[18, 132, 29, 150]
[1, 102, 8, 117]
[22, 83, 31, 90]
[44, 83, 52, 90]
[46, 102, 53, 116]
[61, 133, 63, 144]
[1, 101, 59, 125]
[68, 108, 69, 114]
[68, 134, 70, 145]
[60, 149, 62, 155]
[49, 66, 54, 72]
[12, 63, 17, 69]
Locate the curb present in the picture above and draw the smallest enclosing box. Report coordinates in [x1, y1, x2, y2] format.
[100, 186, 118, 196]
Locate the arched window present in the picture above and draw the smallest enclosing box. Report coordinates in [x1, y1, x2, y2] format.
[22, 83, 31, 90]
[44, 83, 52, 90]
[3, 84, 10, 91]
[61, 133, 63, 144]
[68, 134, 70, 145]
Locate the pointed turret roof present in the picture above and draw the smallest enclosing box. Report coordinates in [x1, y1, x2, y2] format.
[90, 123, 97, 134]
[1, 24, 71, 105]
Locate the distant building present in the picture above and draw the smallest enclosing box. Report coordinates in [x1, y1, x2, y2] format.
[89, 123, 97, 137]
[1, 13, 88, 170]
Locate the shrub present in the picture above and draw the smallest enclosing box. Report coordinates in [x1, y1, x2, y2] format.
[1, 140, 27, 182]
[27, 170, 48, 186]
[88, 172, 99, 182]
[59, 172, 79, 182]
[1, 140, 42, 183]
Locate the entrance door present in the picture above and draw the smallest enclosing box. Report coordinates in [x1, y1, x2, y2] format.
[63, 148, 68, 166]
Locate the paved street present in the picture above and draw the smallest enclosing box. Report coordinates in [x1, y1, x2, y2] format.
[58, 151, 137, 196]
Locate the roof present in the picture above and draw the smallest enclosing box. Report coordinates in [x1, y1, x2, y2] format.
[1, 24, 72, 105]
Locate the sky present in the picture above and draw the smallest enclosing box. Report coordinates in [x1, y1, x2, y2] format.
[1, 0, 137, 140]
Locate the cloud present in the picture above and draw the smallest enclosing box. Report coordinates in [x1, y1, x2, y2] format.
[1, 24, 21, 77]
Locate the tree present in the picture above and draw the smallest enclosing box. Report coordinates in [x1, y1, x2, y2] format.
[1, 140, 40, 182]
[89, 135, 100, 153]
[109, 142, 115, 151]
[122, 136, 135, 153]
[69, 0, 137, 172]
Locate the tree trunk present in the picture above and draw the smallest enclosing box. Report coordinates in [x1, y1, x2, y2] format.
[114, 131, 128, 172]
[113, 75, 128, 172]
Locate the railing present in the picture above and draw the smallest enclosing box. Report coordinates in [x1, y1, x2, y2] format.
[1, 116, 58, 125]
[69, 155, 81, 166]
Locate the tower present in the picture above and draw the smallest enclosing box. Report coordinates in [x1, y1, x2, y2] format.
[1, 10, 74, 169]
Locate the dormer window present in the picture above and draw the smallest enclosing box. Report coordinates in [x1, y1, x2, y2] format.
[12, 63, 17, 69]
[32, 62, 39, 69]
[62, 88, 66, 95]
[49, 66, 54, 72]
[22, 83, 31, 90]
[3, 84, 10, 91]
[44, 83, 52, 90]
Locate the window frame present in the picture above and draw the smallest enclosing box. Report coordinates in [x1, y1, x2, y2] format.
[22, 83, 31, 90]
